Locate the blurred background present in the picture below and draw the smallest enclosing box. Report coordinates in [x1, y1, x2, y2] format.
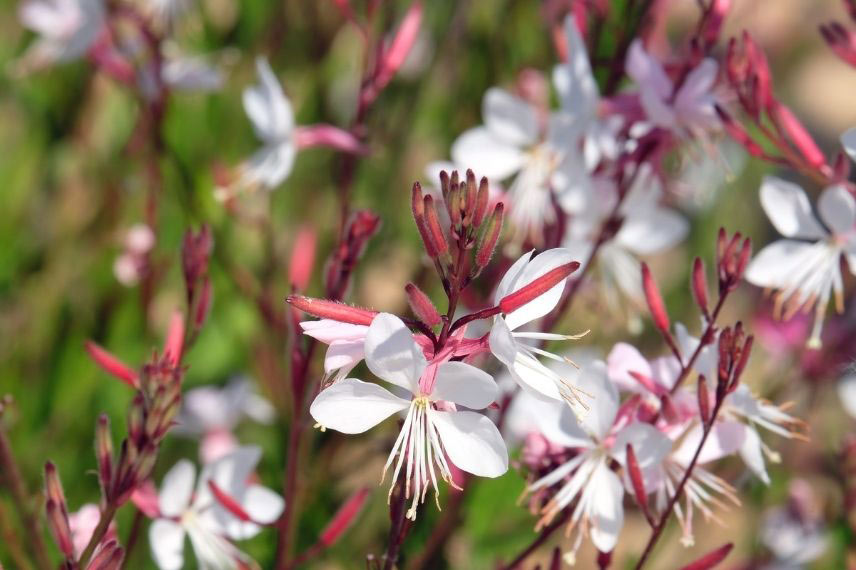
[1, 0, 856, 568]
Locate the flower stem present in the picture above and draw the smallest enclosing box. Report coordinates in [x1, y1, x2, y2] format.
[78, 503, 118, 567]
[500, 509, 572, 569]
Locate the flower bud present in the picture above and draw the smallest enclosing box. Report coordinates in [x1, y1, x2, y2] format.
[208, 480, 253, 521]
[289, 226, 317, 292]
[716, 106, 767, 158]
[162, 310, 185, 367]
[320, 488, 370, 547]
[86, 341, 139, 389]
[96, 414, 113, 496]
[127, 394, 146, 446]
[44, 462, 74, 558]
[412, 182, 436, 257]
[678, 542, 733, 570]
[372, 1, 422, 94]
[194, 277, 212, 330]
[88, 539, 125, 570]
[423, 195, 449, 255]
[475, 203, 504, 268]
[659, 394, 680, 424]
[405, 283, 441, 327]
[771, 102, 827, 170]
[641, 263, 670, 333]
[462, 169, 477, 226]
[692, 257, 710, 318]
[286, 295, 377, 325]
[626, 444, 653, 525]
[473, 176, 490, 228]
[499, 262, 579, 315]
[697, 374, 711, 425]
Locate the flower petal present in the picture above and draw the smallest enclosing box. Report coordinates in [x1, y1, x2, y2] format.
[504, 248, 576, 331]
[364, 313, 426, 391]
[430, 362, 498, 409]
[838, 374, 856, 419]
[606, 342, 654, 393]
[494, 250, 534, 303]
[430, 410, 508, 477]
[616, 207, 688, 255]
[744, 240, 815, 288]
[589, 462, 625, 553]
[738, 426, 770, 484]
[483, 87, 539, 147]
[242, 142, 296, 190]
[817, 184, 856, 236]
[553, 15, 599, 117]
[841, 127, 856, 162]
[310, 378, 410, 434]
[527, 394, 592, 448]
[672, 421, 746, 465]
[149, 519, 186, 570]
[489, 318, 563, 402]
[242, 485, 285, 525]
[451, 127, 526, 181]
[158, 460, 196, 518]
[759, 176, 826, 239]
[243, 57, 294, 143]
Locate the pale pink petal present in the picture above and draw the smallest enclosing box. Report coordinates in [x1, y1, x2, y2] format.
[606, 342, 654, 393]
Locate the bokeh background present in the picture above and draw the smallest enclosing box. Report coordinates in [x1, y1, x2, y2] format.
[2, 0, 856, 568]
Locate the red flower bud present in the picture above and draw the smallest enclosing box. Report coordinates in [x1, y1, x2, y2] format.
[499, 262, 580, 315]
[289, 226, 317, 292]
[698, 374, 711, 425]
[692, 257, 710, 318]
[96, 414, 113, 496]
[473, 176, 490, 228]
[320, 487, 370, 547]
[423, 195, 449, 255]
[475, 203, 504, 268]
[44, 462, 74, 558]
[405, 283, 441, 327]
[771, 102, 827, 170]
[626, 444, 654, 525]
[641, 263, 670, 333]
[162, 310, 185, 367]
[287, 295, 377, 325]
[208, 480, 253, 522]
[678, 542, 733, 570]
[86, 341, 139, 389]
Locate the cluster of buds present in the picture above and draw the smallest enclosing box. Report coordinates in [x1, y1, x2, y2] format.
[324, 210, 381, 299]
[181, 225, 213, 338]
[411, 169, 503, 293]
[714, 322, 753, 407]
[84, 311, 185, 508]
[820, 0, 856, 68]
[715, 228, 751, 296]
[719, 33, 841, 183]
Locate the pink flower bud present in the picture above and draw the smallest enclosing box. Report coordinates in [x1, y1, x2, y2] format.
[641, 263, 670, 333]
[44, 462, 74, 558]
[320, 487, 370, 547]
[96, 415, 113, 496]
[473, 176, 490, 228]
[405, 283, 441, 327]
[771, 103, 827, 170]
[289, 226, 317, 291]
[698, 374, 711, 425]
[423, 195, 449, 255]
[194, 277, 212, 330]
[86, 342, 139, 389]
[678, 542, 733, 570]
[294, 125, 366, 154]
[626, 444, 654, 525]
[287, 295, 377, 325]
[499, 262, 580, 314]
[628, 371, 662, 395]
[373, 2, 422, 93]
[162, 310, 185, 367]
[87, 539, 124, 570]
[692, 257, 710, 318]
[475, 203, 504, 268]
[716, 106, 767, 158]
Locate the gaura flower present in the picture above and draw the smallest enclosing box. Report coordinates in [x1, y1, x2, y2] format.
[745, 176, 856, 347]
[310, 313, 507, 520]
[489, 248, 590, 408]
[625, 40, 720, 139]
[176, 379, 276, 464]
[149, 447, 284, 570]
[450, 83, 590, 245]
[525, 360, 671, 560]
[17, 0, 104, 71]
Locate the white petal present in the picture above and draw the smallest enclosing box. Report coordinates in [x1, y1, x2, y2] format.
[149, 519, 186, 570]
[324, 339, 365, 375]
[625, 40, 672, 99]
[242, 142, 296, 190]
[838, 374, 856, 419]
[430, 362, 498, 409]
[573, 361, 619, 440]
[243, 57, 294, 143]
[842, 127, 856, 162]
[489, 318, 562, 401]
[739, 426, 770, 484]
[503, 248, 576, 331]
[606, 342, 653, 393]
[617, 208, 688, 255]
[309, 378, 410, 434]
[242, 485, 284, 524]
[589, 462, 625, 553]
[451, 127, 526, 181]
[528, 395, 592, 448]
[672, 421, 746, 466]
[553, 15, 599, 116]
[759, 176, 826, 239]
[364, 313, 426, 391]
[744, 240, 815, 288]
[611, 422, 671, 468]
[817, 184, 856, 235]
[430, 410, 508, 477]
[494, 250, 534, 303]
[158, 460, 196, 518]
[483, 87, 539, 147]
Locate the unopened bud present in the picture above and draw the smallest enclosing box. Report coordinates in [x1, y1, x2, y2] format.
[463, 169, 477, 225]
[130, 442, 159, 492]
[678, 542, 733, 570]
[499, 261, 579, 315]
[194, 277, 212, 330]
[162, 310, 185, 367]
[731, 335, 753, 392]
[473, 176, 490, 227]
[320, 487, 370, 547]
[88, 539, 125, 570]
[86, 341, 139, 389]
[286, 296, 377, 325]
[626, 444, 653, 525]
[475, 203, 504, 268]
[423, 195, 449, 255]
[128, 394, 146, 446]
[44, 462, 73, 558]
[289, 226, 317, 291]
[208, 480, 253, 521]
[438, 171, 450, 201]
[660, 394, 680, 424]
[698, 375, 711, 425]
[716, 106, 767, 158]
[771, 103, 827, 169]
[692, 258, 710, 318]
[405, 283, 441, 327]
[642, 263, 670, 333]
[96, 414, 113, 496]
[412, 182, 437, 257]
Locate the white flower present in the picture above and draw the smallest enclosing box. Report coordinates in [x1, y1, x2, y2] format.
[161, 55, 224, 93]
[625, 40, 720, 138]
[17, 0, 103, 70]
[149, 447, 284, 570]
[745, 176, 856, 347]
[310, 313, 507, 520]
[451, 87, 590, 245]
[177, 379, 276, 463]
[838, 372, 856, 418]
[488, 248, 590, 408]
[216, 57, 296, 200]
[526, 360, 670, 559]
[564, 165, 688, 323]
[552, 15, 622, 171]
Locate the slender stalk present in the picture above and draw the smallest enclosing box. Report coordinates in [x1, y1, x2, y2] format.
[120, 508, 144, 569]
[500, 509, 572, 570]
[633, 399, 725, 569]
[0, 425, 51, 570]
[78, 503, 118, 567]
[667, 294, 727, 396]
